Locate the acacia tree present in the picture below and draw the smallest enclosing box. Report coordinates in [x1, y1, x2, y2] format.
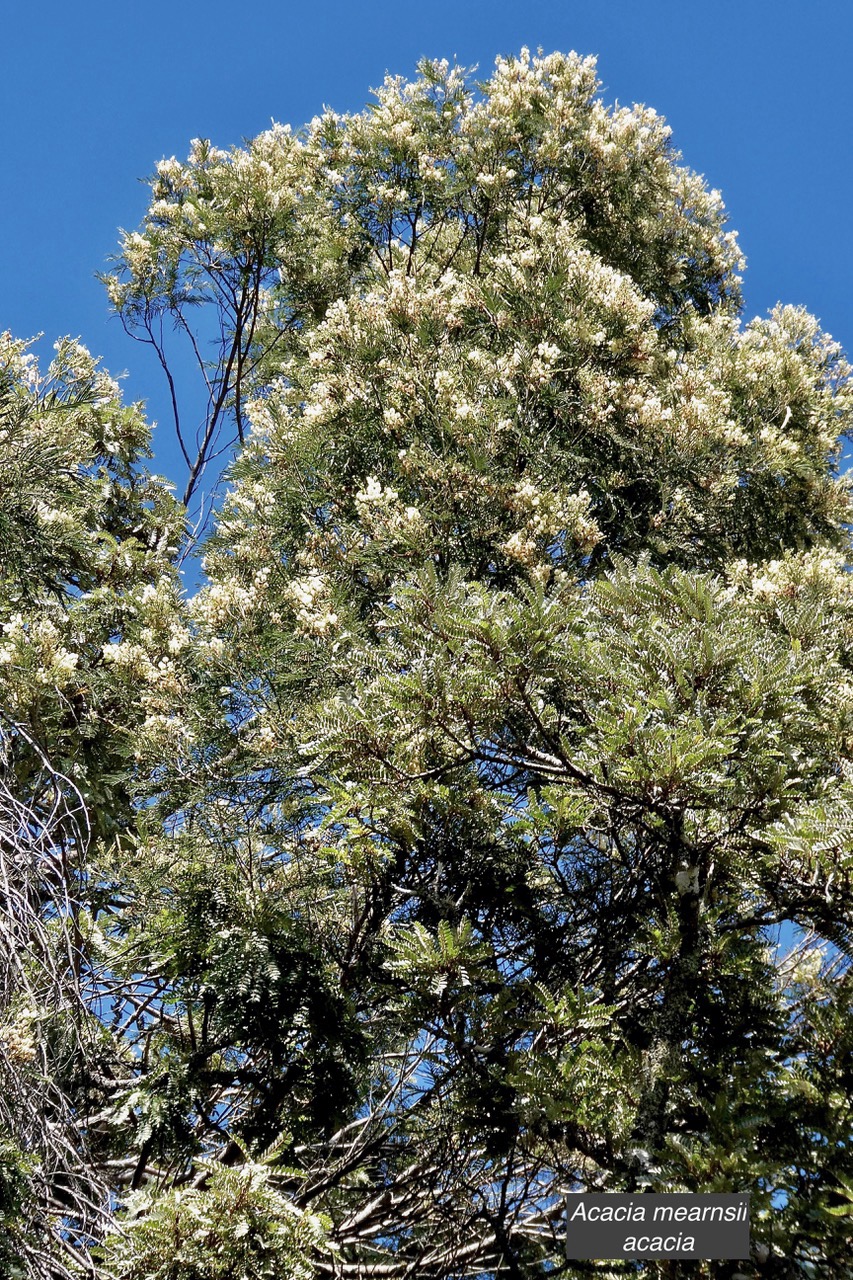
[8, 48, 853, 1279]
[0, 332, 184, 1276]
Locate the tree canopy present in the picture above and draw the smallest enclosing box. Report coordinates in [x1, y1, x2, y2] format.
[2, 49, 853, 1280]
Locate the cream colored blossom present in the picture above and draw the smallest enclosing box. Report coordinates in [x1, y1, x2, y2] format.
[284, 572, 339, 636]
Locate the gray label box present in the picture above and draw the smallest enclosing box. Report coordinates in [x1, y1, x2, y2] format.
[565, 1193, 750, 1260]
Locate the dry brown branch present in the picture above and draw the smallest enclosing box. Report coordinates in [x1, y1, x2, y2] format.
[0, 719, 116, 1279]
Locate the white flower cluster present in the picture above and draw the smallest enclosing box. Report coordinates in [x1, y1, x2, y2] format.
[193, 578, 259, 627]
[528, 340, 562, 385]
[0, 331, 39, 390]
[730, 549, 850, 603]
[0, 1008, 39, 1065]
[355, 476, 422, 540]
[501, 530, 539, 567]
[781, 941, 828, 990]
[34, 500, 74, 528]
[0, 613, 79, 687]
[102, 641, 184, 698]
[501, 482, 601, 573]
[134, 712, 195, 762]
[284, 572, 339, 637]
[482, 48, 598, 125]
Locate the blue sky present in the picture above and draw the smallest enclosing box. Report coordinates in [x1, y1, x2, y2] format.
[2, 0, 851, 491]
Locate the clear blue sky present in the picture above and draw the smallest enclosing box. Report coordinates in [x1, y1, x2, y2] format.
[2, 0, 851, 491]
